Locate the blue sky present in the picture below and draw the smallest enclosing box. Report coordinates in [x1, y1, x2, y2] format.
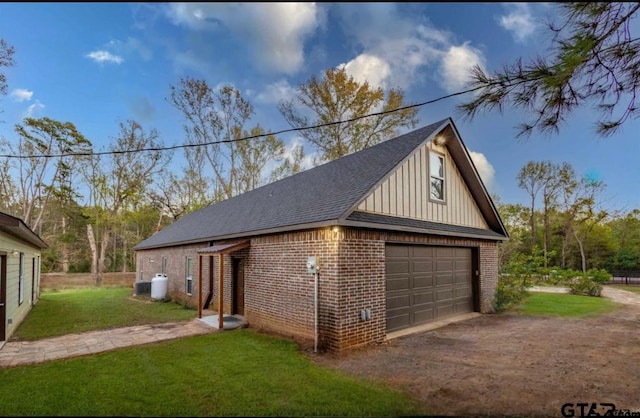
[1, 3, 638, 213]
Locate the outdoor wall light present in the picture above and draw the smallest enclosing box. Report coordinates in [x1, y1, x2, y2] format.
[433, 135, 446, 146]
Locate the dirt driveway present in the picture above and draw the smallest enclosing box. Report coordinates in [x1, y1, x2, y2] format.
[314, 288, 640, 417]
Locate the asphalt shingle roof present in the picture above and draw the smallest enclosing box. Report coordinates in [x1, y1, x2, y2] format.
[346, 211, 507, 240]
[134, 118, 504, 250]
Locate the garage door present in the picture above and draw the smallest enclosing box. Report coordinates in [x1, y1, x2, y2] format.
[386, 245, 474, 332]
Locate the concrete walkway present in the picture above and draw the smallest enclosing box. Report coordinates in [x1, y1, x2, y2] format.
[0, 318, 216, 368]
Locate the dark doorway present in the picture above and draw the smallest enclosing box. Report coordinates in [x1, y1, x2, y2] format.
[232, 258, 245, 316]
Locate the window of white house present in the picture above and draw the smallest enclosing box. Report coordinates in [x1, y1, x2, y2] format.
[18, 252, 24, 305]
[430, 152, 445, 202]
[162, 257, 167, 275]
[185, 257, 193, 295]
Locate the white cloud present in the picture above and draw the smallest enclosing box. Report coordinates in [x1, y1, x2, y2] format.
[499, 3, 537, 43]
[166, 3, 320, 73]
[439, 42, 486, 93]
[109, 37, 153, 61]
[23, 100, 45, 118]
[255, 80, 297, 104]
[10, 88, 33, 102]
[468, 151, 496, 191]
[340, 54, 391, 89]
[332, 3, 486, 92]
[85, 50, 124, 64]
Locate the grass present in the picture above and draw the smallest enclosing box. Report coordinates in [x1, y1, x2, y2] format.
[12, 287, 196, 341]
[5, 285, 422, 416]
[516, 292, 620, 317]
[0, 329, 421, 417]
[607, 284, 640, 294]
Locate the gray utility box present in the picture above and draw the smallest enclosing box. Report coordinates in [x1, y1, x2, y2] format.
[134, 281, 151, 296]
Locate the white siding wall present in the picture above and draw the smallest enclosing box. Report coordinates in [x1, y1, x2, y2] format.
[1, 235, 41, 341]
[357, 141, 488, 229]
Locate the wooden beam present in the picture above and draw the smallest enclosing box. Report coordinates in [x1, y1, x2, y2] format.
[218, 253, 224, 330]
[198, 254, 203, 319]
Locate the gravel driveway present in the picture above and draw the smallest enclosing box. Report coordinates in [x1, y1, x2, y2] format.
[313, 286, 640, 417]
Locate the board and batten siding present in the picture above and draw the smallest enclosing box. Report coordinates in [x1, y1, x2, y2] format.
[357, 141, 488, 229]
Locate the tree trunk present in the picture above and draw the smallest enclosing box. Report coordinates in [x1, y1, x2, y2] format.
[87, 224, 98, 277]
[61, 216, 69, 273]
[97, 226, 110, 286]
[530, 197, 536, 250]
[122, 237, 128, 273]
[572, 229, 587, 273]
[543, 202, 549, 268]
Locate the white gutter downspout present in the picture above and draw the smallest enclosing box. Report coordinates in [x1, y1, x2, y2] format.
[314, 271, 318, 353]
[306, 255, 320, 353]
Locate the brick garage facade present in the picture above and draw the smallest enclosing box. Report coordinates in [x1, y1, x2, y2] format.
[135, 226, 499, 352]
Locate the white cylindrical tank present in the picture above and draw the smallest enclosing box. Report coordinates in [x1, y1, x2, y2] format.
[151, 273, 168, 300]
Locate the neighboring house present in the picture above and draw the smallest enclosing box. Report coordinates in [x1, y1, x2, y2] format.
[134, 118, 509, 352]
[0, 212, 47, 346]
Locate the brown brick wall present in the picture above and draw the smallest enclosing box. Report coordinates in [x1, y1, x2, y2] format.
[134, 226, 500, 352]
[245, 230, 339, 348]
[136, 242, 210, 307]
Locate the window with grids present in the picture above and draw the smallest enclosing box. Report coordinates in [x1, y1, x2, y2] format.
[430, 152, 445, 202]
[185, 257, 193, 295]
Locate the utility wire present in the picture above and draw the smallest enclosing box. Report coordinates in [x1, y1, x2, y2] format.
[0, 76, 537, 160]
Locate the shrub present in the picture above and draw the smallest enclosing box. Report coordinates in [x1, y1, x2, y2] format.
[568, 276, 603, 297]
[494, 273, 529, 312]
[586, 268, 612, 284]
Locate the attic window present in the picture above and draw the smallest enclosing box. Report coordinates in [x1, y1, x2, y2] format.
[430, 152, 445, 202]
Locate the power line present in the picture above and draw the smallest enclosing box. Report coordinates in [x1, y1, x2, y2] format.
[0, 77, 530, 160]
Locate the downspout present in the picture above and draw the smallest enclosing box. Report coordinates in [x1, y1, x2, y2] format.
[218, 253, 224, 330]
[314, 271, 318, 353]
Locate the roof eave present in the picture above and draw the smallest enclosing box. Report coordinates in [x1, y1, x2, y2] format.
[133, 219, 342, 251]
[0, 213, 48, 249]
[340, 219, 508, 242]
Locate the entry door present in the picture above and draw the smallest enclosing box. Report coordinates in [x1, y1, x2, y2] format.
[233, 259, 245, 316]
[0, 255, 6, 342]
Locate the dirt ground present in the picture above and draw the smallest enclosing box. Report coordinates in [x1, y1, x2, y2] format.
[313, 291, 640, 417]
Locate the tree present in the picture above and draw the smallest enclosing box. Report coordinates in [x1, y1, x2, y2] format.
[494, 197, 529, 270]
[0, 38, 14, 98]
[279, 66, 419, 163]
[4, 117, 92, 232]
[608, 209, 640, 272]
[540, 162, 576, 266]
[562, 176, 609, 272]
[458, 2, 640, 138]
[81, 120, 168, 285]
[151, 168, 213, 221]
[169, 78, 289, 201]
[517, 161, 547, 249]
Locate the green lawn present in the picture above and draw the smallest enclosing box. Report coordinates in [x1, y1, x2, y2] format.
[5, 286, 421, 415]
[516, 292, 620, 317]
[12, 287, 197, 341]
[0, 329, 421, 417]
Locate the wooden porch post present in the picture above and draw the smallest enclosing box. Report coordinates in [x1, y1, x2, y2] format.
[198, 254, 203, 319]
[218, 253, 224, 329]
